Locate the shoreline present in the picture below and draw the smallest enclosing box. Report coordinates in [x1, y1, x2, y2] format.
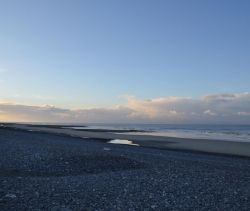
[2, 123, 250, 157]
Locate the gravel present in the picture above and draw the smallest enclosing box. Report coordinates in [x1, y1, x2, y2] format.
[0, 127, 250, 210]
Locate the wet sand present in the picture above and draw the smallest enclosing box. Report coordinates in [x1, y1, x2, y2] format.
[4, 123, 250, 157]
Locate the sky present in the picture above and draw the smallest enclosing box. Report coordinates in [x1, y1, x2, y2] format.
[0, 0, 250, 123]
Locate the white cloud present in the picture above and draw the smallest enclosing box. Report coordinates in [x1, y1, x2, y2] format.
[238, 111, 250, 116]
[0, 92, 250, 124]
[124, 92, 250, 123]
[203, 110, 217, 116]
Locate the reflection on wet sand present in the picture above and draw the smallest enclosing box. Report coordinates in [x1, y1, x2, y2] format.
[108, 139, 139, 146]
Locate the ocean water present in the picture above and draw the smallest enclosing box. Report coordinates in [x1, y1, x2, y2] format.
[71, 124, 250, 142]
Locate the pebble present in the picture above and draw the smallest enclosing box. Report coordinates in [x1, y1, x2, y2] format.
[0, 127, 250, 210]
[5, 194, 17, 199]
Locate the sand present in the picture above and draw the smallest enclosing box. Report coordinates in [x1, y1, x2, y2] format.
[4, 123, 250, 157]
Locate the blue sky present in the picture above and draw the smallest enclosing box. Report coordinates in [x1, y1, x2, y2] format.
[0, 0, 250, 122]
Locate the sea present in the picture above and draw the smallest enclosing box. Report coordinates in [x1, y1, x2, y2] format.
[69, 123, 250, 142]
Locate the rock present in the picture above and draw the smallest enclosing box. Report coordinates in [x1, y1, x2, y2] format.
[5, 194, 17, 199]
[151, 205, 157, 209]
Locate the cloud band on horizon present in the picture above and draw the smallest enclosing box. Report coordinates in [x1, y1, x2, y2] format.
[0, 92, 250, 124]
